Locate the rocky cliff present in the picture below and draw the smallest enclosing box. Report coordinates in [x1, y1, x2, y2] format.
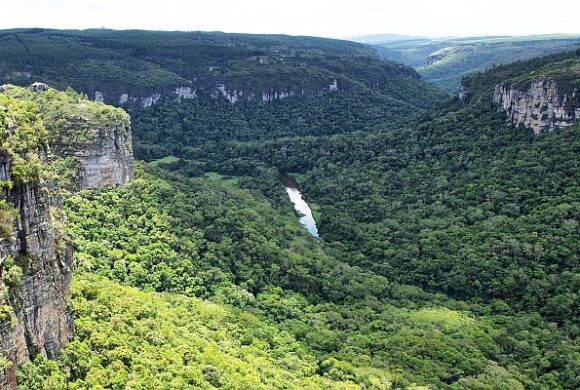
[31, 83, 135, 189]
[49, 113, 134, 189]
[0, 160, 73, 389]
[93, 80, 341, 108]
[0, 84, 134, 388]
[492, 76, 580, 134]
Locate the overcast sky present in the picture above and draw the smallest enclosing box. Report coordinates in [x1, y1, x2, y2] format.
[3, 0, 579, 38]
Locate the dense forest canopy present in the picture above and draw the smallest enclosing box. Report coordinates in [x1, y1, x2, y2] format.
[6, 30, 579, 389]
[361, 35, 580, 92]
[0, 28, 444, 109]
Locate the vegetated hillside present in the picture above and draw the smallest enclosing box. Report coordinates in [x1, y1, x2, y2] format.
[131, 92, 432, 161]
[461, 49, 580, 101]
[357, 35, 580, 93]
[12, 37, 579, 388]
[18, 164, 566, 389]
[0, 28, 444, 108]
[121, 52, 580, 388]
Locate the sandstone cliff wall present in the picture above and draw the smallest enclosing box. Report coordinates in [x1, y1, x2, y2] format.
[93, 79, 341, 108]
[492, 77, 580, 134]
[0, 84, 135, 388]
[0, 156, 73, 389]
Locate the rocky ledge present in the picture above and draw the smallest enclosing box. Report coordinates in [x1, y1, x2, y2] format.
[493, 76, 580, 135]
[0, 83, 134, 388]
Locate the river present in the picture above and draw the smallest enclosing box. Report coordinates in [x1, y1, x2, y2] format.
[281, 175, 320, 239]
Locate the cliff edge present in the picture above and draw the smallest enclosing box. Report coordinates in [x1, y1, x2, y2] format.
[493, 76, 580, 135]
[0, 83, 134, 389]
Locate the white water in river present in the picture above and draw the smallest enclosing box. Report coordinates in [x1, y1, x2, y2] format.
[285, 186, 320, 239]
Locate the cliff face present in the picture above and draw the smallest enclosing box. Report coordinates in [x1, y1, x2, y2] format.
[0, 84, 134, 388]
[93, 79, 341, 108]
[0, 158, 73, 388]
[492, 76, 580, 134]
[51, 114, 134, 189]
[30, 83, 135, 190]
[76, 122, 134, 189]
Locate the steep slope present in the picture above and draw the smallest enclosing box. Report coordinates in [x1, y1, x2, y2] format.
[0, 84, 133, 388]
[8, 35, 580, 389]
[461, 50, 580, 134]
[20, 275, 392, 389]
[0, 29, 444, 109]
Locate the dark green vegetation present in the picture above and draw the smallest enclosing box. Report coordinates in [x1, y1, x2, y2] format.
[0, 28, 443, 109]
[20, 165, 575, 389]
[462, 50, 580, 101]
[132, 93, 429, 161]
[13, 31, 580, 389]
[355, 34, 580, 92]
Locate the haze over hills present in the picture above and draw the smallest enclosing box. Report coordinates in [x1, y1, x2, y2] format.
[350, 34, 580, 92]
[0, 26, 579, 390]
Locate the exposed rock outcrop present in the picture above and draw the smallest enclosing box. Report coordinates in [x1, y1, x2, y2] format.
[0, 84, 135, 388]
[0, 160, 74, 388]
[458, 83, 470, 103]
[30, 90, 136, 190]
[96, 80, 341, 107]
[174, 86, 196, 102]
[94, 91, 104, 102]
[109, 87, 195, 107]
[74, 122, 133, 189]
[260, 89, 294, 102]
[29, 82, 48, 93]
[493, 76, 580, 134]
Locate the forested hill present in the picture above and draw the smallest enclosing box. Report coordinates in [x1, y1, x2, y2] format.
[357, 34, 580, 93]
[460, 49, 580, 101]
[9, 29, 580, 388]
[0, 28, 444, 108]
[111, 51, 580, 388]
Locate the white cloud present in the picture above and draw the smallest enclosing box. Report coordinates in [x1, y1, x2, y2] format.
[2, 0, 579, 38]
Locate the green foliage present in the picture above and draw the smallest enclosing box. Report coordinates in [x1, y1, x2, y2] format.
[0, 256, 23, 322]
[28, 162, 571, 388]
[2, 85, 129, 153]
[0, 84, 127, 187]
[122, 51, 580, 388]
[462, 49, 580, 100]
[130, 89, 443, 161]
[0, 28, 445, 107]
[0, 199, 16, 237]
[18, 274, 394, 389]
[372, 36, 580, 92]
[11, 32, 580, 390]
[0, 90, 47, 184]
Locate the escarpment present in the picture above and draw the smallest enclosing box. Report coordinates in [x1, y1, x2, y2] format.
[49, 111, 134, 189]
[0, 159, 74, 389]
[493, 76, 580, 134]
[33, 83, 135, 189]
[0, 84, 134, 389]
[93, 78, 342, 108]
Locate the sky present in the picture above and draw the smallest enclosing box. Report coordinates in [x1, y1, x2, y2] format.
[3, 0, 579, 38]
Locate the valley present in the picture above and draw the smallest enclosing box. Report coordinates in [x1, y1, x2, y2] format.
[354, 34, 580, 93]
[0, 29, 578, 390]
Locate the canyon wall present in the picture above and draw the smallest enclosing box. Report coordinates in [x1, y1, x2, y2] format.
[492, 77, 580, 134]
[0, 84, 134, 388]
